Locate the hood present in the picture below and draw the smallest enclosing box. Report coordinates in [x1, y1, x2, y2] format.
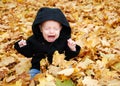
[32, 7, 71, 39]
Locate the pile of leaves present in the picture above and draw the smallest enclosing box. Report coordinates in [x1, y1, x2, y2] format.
[0, 0, 120, 86]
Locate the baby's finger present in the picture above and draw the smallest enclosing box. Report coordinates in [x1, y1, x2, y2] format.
[18, 39, 27, 47]
[68, 39, 76, 45]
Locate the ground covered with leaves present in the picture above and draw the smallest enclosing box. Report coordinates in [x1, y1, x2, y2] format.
[0, 0, 120, 86]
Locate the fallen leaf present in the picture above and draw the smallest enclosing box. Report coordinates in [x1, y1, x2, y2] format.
[55, 79, 75, 86]
[77, 57, 94, 69]
[13, 58, 31, 75]
[57, 68, 74, 76]
[112, 62, 120, 72]
[52, 51, 65, 67]
[82, 76, 99, 86]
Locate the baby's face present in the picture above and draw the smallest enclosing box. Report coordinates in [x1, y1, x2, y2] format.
[40, 20, 62, 42]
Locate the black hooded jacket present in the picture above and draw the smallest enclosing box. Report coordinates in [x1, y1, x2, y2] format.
[14, 7, 81, 70]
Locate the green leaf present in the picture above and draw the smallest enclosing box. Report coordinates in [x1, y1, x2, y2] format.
[113, 62, 120, 71]
[55, 79, 75, 86]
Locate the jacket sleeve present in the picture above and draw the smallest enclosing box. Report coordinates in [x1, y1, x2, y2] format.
[65, 44, 81, 60]
[14, 39, 33, 57]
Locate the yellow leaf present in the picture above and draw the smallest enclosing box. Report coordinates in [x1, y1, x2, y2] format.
[46, 74, 55, 81]
[77, 58, 94, 69]
[15, 79, 22, 86]
[82, 4, 93, 12]
[112, 62, 120, 72]
[37, 77, 46, 86]
[57, 68, 74, 76]
[36, 73, 56, 86]
[72, 12, 79, 21]
[2, 0, 12, 3]
[108, 79, 120, 86]
[13, 58, 31, 75]
[5, 75, 16, 83]
[0, 57, 15, 67]
[100, 37, 110, 46]
[48, 65, 61, 76]
[7, 3, 17, 9]
[101, 56, 108, 67]
[17, 0, 23, 3]
[3, 79, 22, 86]
[52, 51, 65, 67]
[82, 76, 99, 86]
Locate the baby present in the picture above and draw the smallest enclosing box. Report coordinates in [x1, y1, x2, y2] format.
[14, 7, 81, 78]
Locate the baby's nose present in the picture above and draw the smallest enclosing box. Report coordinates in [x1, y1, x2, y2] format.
[49, 28, 54, 33]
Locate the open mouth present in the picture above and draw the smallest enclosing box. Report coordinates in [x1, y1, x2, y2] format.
[48, 35, 55, 38]
[47, 35, 56, 42]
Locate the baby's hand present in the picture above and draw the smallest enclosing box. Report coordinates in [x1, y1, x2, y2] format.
[18, 39, 27, 48]
[67, 38, 76, 51]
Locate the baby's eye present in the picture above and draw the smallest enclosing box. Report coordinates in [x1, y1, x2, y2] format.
[54, 28, 60, 30]
[44, 28, 49, 30]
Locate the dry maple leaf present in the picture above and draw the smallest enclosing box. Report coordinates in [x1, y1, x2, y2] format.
[36, 73, 56, 86]
[0, 56, 16, 67]
[4, 75, 16, 83]
[107, 79, 120, 86]
[48, 65, 61, 77]
[3, 79, 23, 86]
[52, 51, 66, 68]
[0, 67, 9, 80]
[82, 76, 100, 86]
[77, 57, 94, 69]
[13, 58, 31, 75]
[112, 62, 120, 72]
[57, 68, 74, 76]
[40, 58, 49, 73]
